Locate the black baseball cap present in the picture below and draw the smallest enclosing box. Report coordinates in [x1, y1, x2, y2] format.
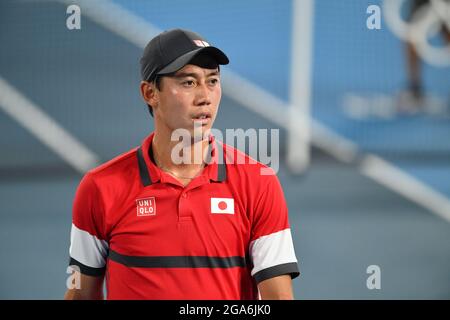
[140, 28, 229, 82]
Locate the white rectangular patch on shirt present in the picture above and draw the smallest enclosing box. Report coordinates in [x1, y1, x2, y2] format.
[211, 197, 234, 214]
[136, 197, 156, 216]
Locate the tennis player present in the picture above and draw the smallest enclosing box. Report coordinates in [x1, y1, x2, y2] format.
[65, 29, 299, 300]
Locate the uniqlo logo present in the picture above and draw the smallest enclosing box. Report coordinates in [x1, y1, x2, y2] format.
[136, 197, 156, 216]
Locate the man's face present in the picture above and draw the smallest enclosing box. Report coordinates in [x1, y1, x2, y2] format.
[154, 63, 221, 139]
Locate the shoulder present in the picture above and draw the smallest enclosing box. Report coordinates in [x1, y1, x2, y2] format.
[221, 142, 278, 185]
[84, 147, 139, 187]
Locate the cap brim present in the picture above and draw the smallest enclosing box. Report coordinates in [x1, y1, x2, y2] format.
[157, 47, 229, 75]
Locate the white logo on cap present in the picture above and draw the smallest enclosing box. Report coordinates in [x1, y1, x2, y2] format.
[193, 40, 210, 47]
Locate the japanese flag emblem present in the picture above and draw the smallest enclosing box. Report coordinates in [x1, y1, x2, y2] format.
[211, 198, 234, 214]
[193, 39, 210, 47]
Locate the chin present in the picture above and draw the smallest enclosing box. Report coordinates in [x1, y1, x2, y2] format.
[169, 125, 209, 142]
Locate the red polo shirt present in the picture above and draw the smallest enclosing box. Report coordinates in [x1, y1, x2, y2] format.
[69, 132, 299, 299]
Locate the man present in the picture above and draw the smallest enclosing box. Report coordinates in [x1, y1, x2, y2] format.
[65, 29, 299, 300]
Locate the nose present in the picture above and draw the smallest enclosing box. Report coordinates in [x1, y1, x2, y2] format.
[194, 82, 211, 106]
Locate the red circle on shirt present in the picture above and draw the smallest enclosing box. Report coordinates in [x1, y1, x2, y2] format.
[218, 201, 227, 210]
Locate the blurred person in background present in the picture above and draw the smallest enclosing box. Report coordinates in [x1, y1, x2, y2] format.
[400, 0, 450, 112]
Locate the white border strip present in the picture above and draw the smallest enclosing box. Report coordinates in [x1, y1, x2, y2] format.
[70, 223, 109, 268]
[249, 228, 298, 276]
[0, 76, 100, 173]
[55, 0, 450, 223]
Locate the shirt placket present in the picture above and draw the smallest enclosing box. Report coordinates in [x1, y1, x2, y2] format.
[177, 175, 209, 223]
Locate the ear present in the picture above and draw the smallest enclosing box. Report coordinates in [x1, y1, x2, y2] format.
[140, 81, 159, 107]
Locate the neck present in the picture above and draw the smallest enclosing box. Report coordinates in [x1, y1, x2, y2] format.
[152, 128, 210, 174]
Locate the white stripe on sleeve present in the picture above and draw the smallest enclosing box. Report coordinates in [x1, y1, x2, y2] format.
[69, 223, 109, 268]
[249, 228, 298, 276]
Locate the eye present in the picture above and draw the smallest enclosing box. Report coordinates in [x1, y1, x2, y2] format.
[182, 80, 195, 87]
[209, 78, 219, 85]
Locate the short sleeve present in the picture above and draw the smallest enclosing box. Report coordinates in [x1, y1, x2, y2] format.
[68, 173, 108, 276]
[249, 172, 299, 284]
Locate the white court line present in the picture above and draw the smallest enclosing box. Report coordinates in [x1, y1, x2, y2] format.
[55, 0, 450, 222]
[0, 76, 100, 173]
[360, 155, 450, 223]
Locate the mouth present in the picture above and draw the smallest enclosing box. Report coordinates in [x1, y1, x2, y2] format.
[192, 112, 212, 125]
